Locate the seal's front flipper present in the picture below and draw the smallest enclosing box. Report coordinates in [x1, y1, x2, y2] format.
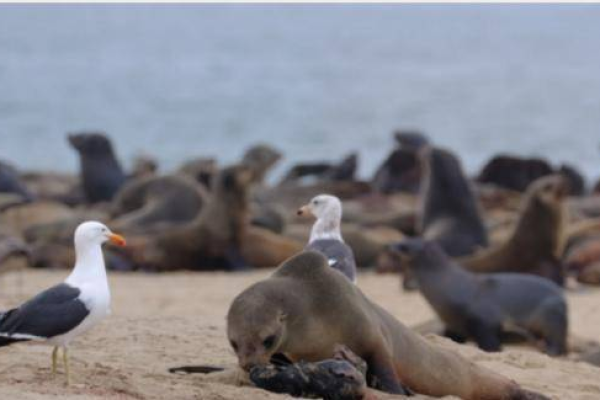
[367, 351, 412, 395]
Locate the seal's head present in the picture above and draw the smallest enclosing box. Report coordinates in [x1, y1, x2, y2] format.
[242, 144, 282, 182]
[389, 238, 443, 269]
[227, 283, 288, 371]
[531, 174, 568, 207]
[297, 194, 342, 221]
[68, 132, 115, 157]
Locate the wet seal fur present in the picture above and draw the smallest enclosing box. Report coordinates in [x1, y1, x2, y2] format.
[227, 250, 549, 399]
[392, 238, 568, 356]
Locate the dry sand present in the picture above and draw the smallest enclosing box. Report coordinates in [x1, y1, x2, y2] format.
[0, 268, 599, 400]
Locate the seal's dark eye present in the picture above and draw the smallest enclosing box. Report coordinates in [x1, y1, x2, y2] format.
[230, 340, 238, 352]
[263, 335, 276, 349]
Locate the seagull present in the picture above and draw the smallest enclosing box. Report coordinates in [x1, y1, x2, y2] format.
[0, 221, 125, 384]
[297, 194, 357, 283]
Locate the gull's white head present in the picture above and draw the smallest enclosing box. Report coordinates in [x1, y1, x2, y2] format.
[297, 194, 342, 221]
[297, 194, 343, 242]
[74, 221, 126, 249]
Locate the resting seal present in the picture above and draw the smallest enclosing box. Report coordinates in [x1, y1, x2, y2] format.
[110, 174, 207, 234]
[280, 153, 358, 185]
[68, 132, 126, 203]
[125, 165, 302, 271]
[392, 238, 568, 356]
[227, 251, 548, 399]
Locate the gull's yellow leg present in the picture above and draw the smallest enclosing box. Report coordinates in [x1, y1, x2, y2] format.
[52, 347, 59, 374]
[63, 347, 71, 385]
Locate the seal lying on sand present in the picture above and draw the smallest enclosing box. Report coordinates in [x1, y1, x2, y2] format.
[227, 251, 549, 399]
[461, 175, 567, 285]
[280, 153, 358, 185]
[419, 146, 488, 257]
[110, 174, 207, 234]
[68, 132, 126, 203]
[392, 238, 568, 356]
[297, 194, 357, 282]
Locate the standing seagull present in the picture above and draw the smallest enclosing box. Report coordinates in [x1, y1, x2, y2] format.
[297, 194, 357, 283]
[0, 221, 125, 384]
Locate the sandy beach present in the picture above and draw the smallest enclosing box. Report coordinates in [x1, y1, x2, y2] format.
[0, 268, 598, 400]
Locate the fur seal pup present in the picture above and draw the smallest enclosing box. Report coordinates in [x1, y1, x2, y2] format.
[68, 132, 126, 203]
[420, 146, 488, 257]
[110, 174, 207, 234]
[392, 239, 568, 355]
[227, 251, 548, 399]
[462, 175, 567, 285]
[297, 194, 357, 282]
[371, 131, 429, 194]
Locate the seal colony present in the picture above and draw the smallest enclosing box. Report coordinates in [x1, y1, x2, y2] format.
[2, 130, 600, 398]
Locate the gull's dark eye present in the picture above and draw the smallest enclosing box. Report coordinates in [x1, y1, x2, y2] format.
[263, 335, 276, 349]
[230, 340, 238, 352]
[312, 200, 319, 205]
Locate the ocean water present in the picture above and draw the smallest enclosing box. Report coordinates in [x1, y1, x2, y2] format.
[1, 4, 599, 183]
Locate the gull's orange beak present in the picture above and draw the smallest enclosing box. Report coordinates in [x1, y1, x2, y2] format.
[296, 205, 314, 218]
[108, 233, 126, 247]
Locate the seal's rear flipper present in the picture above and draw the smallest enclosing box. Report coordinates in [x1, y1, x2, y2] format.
[168, 365, 225, 374]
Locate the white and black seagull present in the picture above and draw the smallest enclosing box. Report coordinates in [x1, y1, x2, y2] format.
[297, 194, 357, 283]
[0, 221, 125, 384]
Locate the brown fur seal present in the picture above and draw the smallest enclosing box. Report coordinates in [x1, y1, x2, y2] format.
[419, 146, 488, 257]
[68, 132, 126, 203]
[125, 165, 302, 271]
[227, 250, 548, 399]
[110, 174, 207, 234]
[462, 175, 567, 285]
[177, 157, 218, 189]
[241, 144, 282, 184]
[392, 238, 568, 356]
